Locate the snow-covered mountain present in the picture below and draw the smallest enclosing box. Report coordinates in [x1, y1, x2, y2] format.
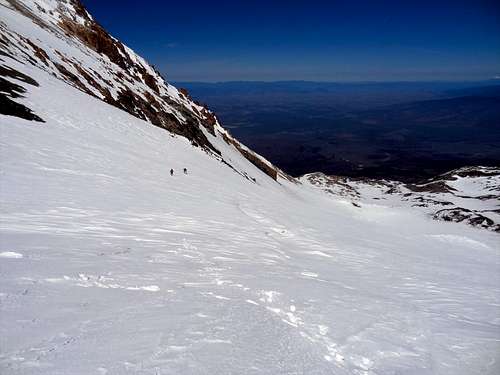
[0, 0, 280, 181]
[1, 1, 499, 374]
[301, 166, 500, 232]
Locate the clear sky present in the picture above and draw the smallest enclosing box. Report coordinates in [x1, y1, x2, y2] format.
[83, 0, 500, 82]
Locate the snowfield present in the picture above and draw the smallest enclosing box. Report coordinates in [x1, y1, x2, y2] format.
[1, 61, 499, 375]
[1, 1, 500, 374]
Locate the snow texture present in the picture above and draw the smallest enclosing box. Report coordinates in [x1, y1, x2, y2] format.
[1, 1, 500, 374]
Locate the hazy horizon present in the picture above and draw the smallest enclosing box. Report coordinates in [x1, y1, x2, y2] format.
[172, 78, 500, 84]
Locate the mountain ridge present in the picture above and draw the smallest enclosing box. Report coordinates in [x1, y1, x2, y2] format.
[0, 0, 281, 181]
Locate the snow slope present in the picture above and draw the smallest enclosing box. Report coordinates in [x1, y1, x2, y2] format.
[301, 167, 500, 232]
[0, 0, 279, 180]
[1, 1, 500, 374]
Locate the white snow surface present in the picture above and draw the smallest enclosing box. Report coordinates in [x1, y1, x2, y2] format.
[0, 251, 23, 258]
[1, 2, 500, 375]
[300, 169, 500, 231]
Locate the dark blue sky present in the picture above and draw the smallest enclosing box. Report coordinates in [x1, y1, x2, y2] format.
[83, 0, 500, 82]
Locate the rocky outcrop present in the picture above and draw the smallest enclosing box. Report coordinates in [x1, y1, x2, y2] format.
[301, 166, 500, 232]
[434, 208, 499, 232]
[0, 66, 43, 122]
[222, 133, 278, 180]
[406, 181, 456, 194]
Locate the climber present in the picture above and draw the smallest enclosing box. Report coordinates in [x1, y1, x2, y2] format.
[183, 168, 188, 174]
[170, 168, 174, 176]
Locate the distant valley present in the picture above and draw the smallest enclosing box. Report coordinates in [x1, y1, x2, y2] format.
[176, 81, 500, 181]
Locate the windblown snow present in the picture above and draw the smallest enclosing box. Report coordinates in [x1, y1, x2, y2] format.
[1, 1, 499, 374]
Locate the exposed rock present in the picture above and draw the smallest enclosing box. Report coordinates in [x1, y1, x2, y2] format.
[24, 37, 50, 66]
[58, 14, 132, 71]
[178, 87, 192, 100]
[0, 67, 43, 122]
[406, 181, 456, 194]
[238, 147, 278, 181]
[0, 65, 39, 86]
[222, 133, 278, 180]
[439, 166, 500, 179]
[302, 172, 360, 197]
[434, 208, 499, 232]
[54, 62, 93, 95]
[0, 91, 44, 122]
[136, 65, 160, 94]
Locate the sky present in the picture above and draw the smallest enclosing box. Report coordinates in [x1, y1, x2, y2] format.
[83, 0, 500, 82]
